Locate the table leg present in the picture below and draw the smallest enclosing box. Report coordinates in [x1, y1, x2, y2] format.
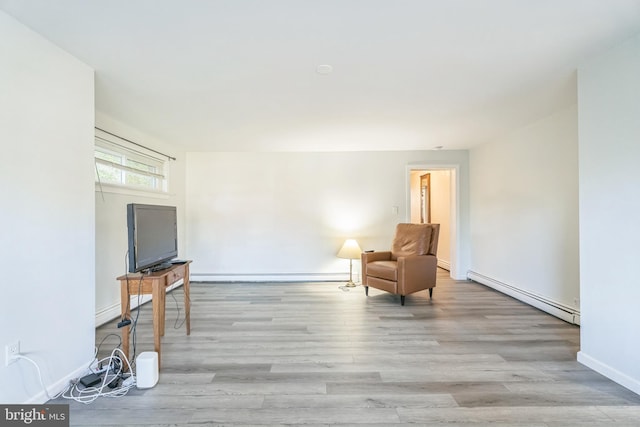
[120, 281, 131, 368]
[159, 285, 166, 337]
[184, 264, 191, 335]
[151, 282, 163, 369]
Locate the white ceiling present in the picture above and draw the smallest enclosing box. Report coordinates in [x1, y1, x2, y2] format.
[3, 0, 640, 152]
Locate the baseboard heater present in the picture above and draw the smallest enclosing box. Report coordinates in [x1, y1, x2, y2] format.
[467, 270, 580, 325]
[190, 272, 355, 283]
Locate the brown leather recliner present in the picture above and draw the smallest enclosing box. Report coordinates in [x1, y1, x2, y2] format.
[361, 223, 440, 305]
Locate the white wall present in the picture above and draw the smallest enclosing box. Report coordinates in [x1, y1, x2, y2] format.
[186, 150, 469, 282]
[468, 105, 580, 323]
[0, 11, 95, 403]
[577, 33, 640, 395]
[94, 112, 187, 326]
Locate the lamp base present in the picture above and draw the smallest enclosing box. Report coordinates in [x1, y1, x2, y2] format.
[343, 258, 358, 287]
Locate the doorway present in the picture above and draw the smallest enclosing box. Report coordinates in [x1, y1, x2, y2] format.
[407, 166, 459, 278]
[420, 173, 431, 224]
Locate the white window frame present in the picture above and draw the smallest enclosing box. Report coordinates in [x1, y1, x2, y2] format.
[94, 131, 169, 197]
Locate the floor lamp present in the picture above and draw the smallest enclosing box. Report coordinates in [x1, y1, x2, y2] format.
[337, 239, 362, 287]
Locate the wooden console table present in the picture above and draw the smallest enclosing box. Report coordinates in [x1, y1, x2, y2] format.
[117, 261, 191, 369]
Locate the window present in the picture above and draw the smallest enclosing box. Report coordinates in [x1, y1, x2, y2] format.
[94, 132, 167, 193]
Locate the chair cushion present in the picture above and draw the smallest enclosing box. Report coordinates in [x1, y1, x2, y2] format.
[366, 260, 398, 281]
[391, 223, 432, 260]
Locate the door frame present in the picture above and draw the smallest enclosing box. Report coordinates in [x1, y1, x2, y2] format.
[405, 164, 464, 280]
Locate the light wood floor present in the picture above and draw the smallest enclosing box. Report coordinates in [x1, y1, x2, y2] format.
[59, 269, 640, 426]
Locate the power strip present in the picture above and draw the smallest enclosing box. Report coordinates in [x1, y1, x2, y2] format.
[122, 376, 136, 387]
[89, 361, 109, 374]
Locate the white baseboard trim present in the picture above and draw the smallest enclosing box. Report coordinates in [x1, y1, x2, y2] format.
[190, 272, 356, 283]
[437, 259, 451, 271]
[25, 358, 93, 404]
[467, 270, 580, 325]
[577, 351, 640, 396]
[95, 280, 183, 327]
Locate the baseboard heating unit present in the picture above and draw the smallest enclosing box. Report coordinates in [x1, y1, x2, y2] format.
[467, 271, 580, 325]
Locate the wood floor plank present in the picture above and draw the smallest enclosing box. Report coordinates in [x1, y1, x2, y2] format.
[52, 269, 640, 426]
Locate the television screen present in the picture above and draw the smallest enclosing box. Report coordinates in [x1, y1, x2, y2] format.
[127, 203, 178, 273]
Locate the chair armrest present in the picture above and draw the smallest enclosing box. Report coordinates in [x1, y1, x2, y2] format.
[397, 255, 438, 294]
[361, 251, 392, 287]
[361, 251, 392, 264]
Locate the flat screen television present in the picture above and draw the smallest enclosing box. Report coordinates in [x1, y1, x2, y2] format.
[127, 203, 178, 273]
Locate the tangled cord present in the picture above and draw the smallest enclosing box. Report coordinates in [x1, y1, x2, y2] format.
[60, 347, 136, 404]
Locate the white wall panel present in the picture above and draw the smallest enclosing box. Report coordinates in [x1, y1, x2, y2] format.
[577, 33, 640, 394]
[185, 150, 469, 282]
[469, 105, 580, 317]
[0, 11, 95, 403]
[94, 112, 187, 326]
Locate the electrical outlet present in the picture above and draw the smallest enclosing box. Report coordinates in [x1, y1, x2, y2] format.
[5, 341, 20, 366]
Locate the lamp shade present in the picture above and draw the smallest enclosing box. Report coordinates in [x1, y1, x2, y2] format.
[337, 239, 362, 259]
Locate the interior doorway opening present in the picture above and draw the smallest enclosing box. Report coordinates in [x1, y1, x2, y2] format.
[407, 166, 457, 277]
[420, 173, 431, 224]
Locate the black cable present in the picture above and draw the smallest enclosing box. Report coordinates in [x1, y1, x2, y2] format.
[130, 274, 144, 367]
[123, 249, 143, 369]
[169, 290, 187, 329]
[119, 250, 146, 372]
[96, 333, 122, 357]
[123, 251, 132, 322]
